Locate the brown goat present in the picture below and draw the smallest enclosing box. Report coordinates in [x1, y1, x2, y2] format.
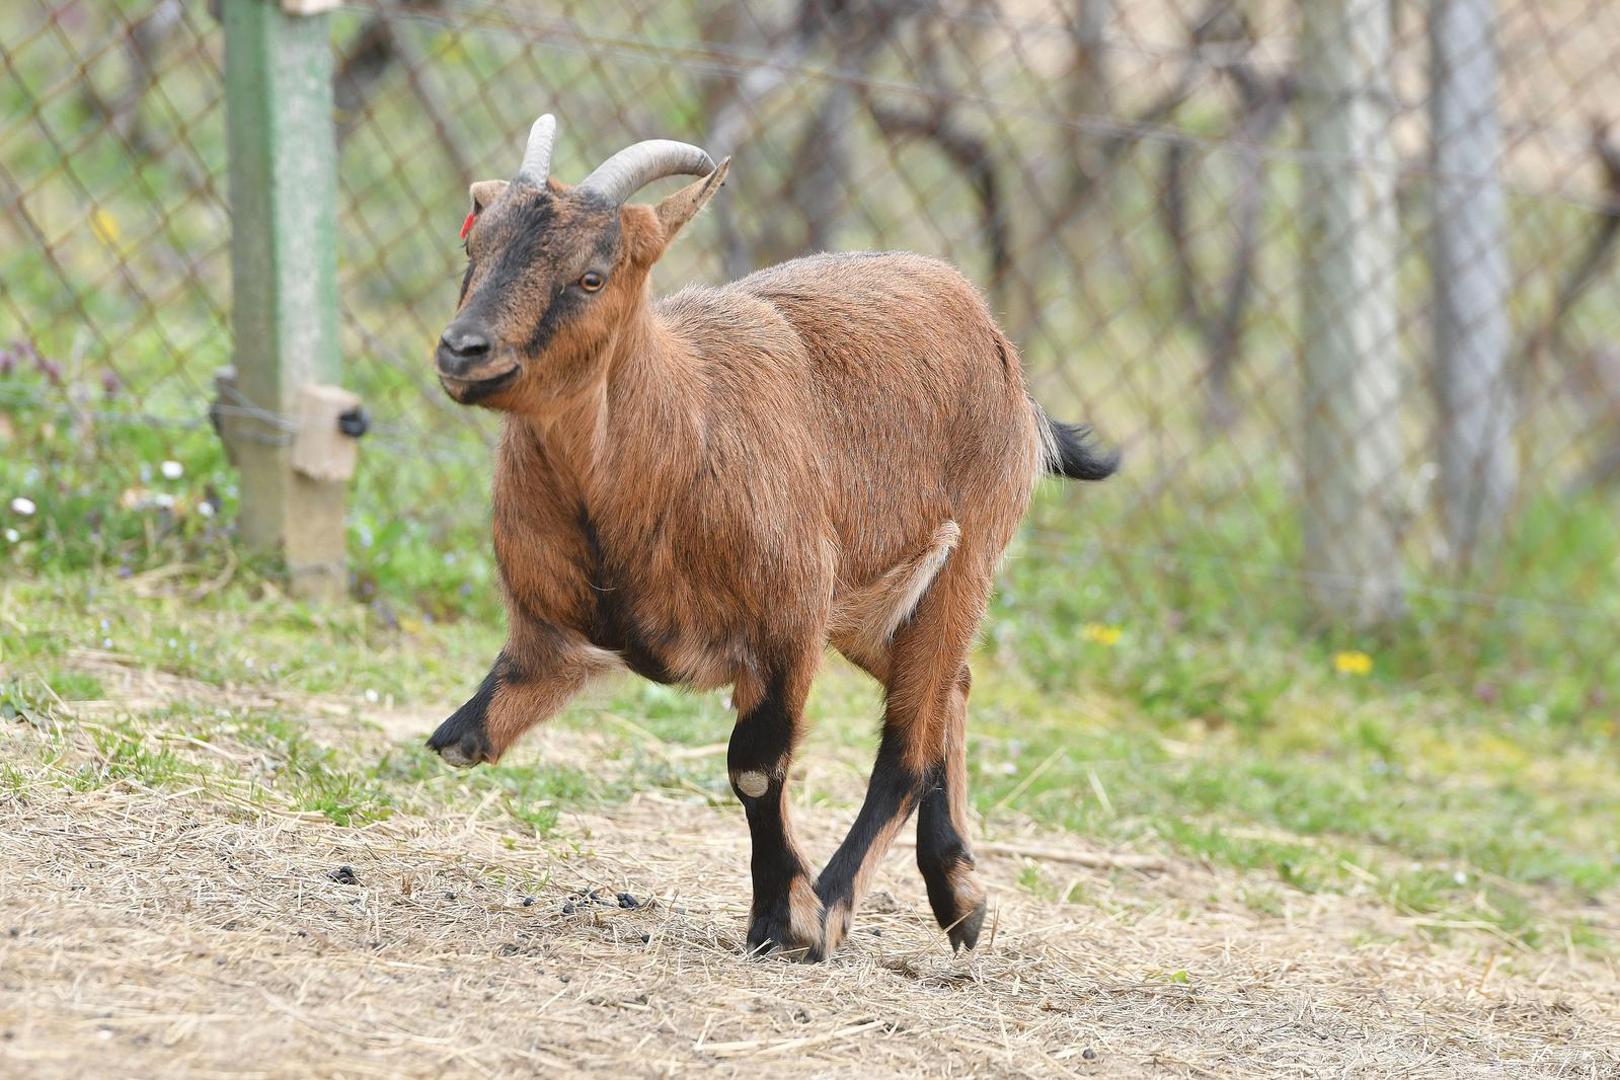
[425, 115, 1116, 960]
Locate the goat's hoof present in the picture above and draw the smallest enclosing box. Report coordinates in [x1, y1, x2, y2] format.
[745, 915, 824, 962]
[945, 897, 988, 953]
[425, 714, 493, 768]
[746, 876, 826, 962]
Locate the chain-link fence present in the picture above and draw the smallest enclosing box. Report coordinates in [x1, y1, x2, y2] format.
[3, 0, 1618, 702]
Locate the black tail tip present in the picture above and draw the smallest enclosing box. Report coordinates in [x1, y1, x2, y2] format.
[1047, 421, 1120, 481]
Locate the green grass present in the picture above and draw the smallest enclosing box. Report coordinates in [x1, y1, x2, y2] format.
[970, 690, 1619, 946]
[2, 558, 1616, 955]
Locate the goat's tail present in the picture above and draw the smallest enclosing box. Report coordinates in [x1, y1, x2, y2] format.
[1030, 398, 1120, 482]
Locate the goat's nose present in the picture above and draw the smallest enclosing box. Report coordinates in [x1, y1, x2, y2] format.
[436, 325, 491, 376]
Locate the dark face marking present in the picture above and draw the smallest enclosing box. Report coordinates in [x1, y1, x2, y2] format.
[447, 365, 519, 405]
[439, 186, 625, 406]
[522, 281, 585, 358]
[469, 195, 558, 317]
[462, 193, 619, 334]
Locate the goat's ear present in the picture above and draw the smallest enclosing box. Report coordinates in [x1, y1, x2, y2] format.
[469, 179, 508, 214]
[653, 158, 730, 248]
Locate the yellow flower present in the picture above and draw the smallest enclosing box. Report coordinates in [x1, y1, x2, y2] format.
[1333, 650, 1373, 676]
[1081, 622, 1123, 646]
[435, 35, 468, 63]
[91, 208, 121, 248]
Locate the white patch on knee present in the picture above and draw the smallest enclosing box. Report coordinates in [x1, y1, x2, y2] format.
[735, 769, 770, 798]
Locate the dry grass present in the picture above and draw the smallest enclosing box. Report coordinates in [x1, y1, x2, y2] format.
[1, 662, 1618, 1078]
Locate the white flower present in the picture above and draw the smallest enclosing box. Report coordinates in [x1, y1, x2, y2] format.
[160, 460, 184, 480]
[9, 497, 35, 516]
[364, 688, 379, 704]
[197, 501, 215, 518]
[3, 528, 18, 543]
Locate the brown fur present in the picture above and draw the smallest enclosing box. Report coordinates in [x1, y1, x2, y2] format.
[425, 158, 1110, 960]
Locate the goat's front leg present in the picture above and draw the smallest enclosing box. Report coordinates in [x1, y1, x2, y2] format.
[427, 621, 615, 766]
[728, 661, 824, 960]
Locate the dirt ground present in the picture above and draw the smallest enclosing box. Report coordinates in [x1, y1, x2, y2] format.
[1, 672, 1618, 1079]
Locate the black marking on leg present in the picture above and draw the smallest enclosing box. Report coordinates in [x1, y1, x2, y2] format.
[727, 672, 794, 781]
[729, 672, 818, 958]
[920, 764, 978, 952]
[916, 767, 966, 914]
[916, 764, 986, 951]
[427, 652, 510, 765]
[744, 810, 820, 961]
[816, 732, 923, 914]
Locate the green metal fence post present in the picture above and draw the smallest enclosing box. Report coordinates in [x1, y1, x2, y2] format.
[220, 0, 348, 601]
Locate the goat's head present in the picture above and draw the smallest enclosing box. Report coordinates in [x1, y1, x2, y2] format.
[436, 114, 729, 411]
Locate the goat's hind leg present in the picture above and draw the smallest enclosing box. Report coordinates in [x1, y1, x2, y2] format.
[818, 555, 989, 955]
[728, 657, 824, 960]
[916, 663, 987, 951]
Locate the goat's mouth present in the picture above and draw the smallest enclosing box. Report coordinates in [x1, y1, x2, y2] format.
[439, 364, 520, 404]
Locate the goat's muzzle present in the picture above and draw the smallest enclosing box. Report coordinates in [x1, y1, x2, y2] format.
[436, 323, 493, 377]
[436, 322, 518, 403]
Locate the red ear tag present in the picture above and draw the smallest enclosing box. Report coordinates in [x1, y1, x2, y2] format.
[460, 211, 476, 240]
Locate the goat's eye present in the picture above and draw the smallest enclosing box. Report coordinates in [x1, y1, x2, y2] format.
[579, 271, 605, 293]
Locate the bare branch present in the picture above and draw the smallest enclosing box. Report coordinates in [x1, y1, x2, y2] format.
[868, 101, 1010, 303]
[1155, 9, 1294, 428]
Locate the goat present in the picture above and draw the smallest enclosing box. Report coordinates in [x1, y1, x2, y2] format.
[425, 114, 1117, 961]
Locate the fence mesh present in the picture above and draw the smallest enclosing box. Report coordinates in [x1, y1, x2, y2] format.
[3, 0, 1618, 704]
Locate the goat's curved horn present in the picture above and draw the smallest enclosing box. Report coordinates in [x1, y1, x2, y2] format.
[514, 114, 557, 187]
[577, 140, 716, 205]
